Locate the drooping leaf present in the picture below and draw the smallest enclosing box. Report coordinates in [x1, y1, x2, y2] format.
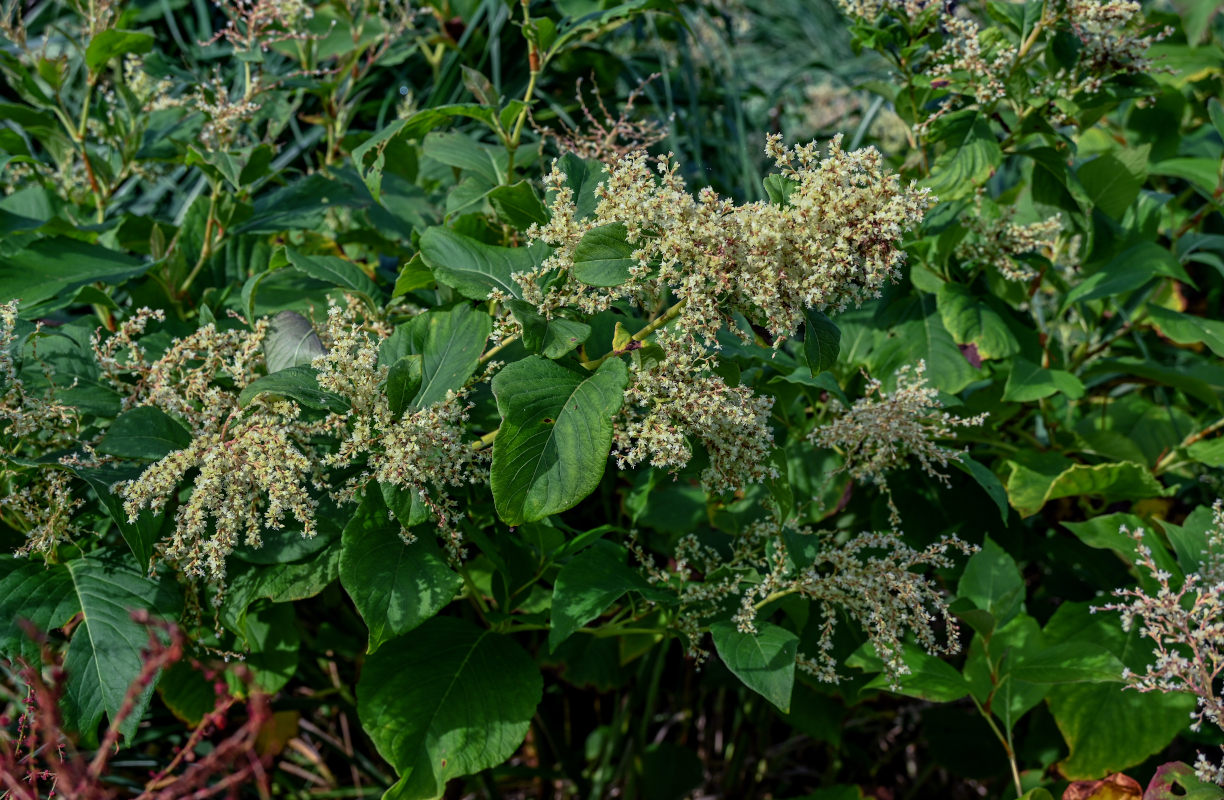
[848, 642, 972, 703]
[710, 621, 799, 712]
[1147, 304, 1224, 357]
[340, 489, 461, 653]
[97, 405, 192, 460]
[952, 456, 1009, 522]
[397, 303, 491, 409]
[1064, 242, 1190, 308]
[385, 354, 424, 417]
[802, 309, 841, 375]
[263, 310, 326, 373]
[490, 356, 628, 525]
[356, 617, 542, 799]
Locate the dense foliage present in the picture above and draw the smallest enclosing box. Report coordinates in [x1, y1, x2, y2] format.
[1, 0, 1224, 797]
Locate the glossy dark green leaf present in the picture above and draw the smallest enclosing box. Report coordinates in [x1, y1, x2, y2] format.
[571, 223, 636, 287]
[550, 540, 652, 651]
[710, 621, 799, 712]
[340, 489, 461, 653]
[956, 538, 1024, 633]
[399, 303, 491, 408]
[488, 181, 549, 229]
[238, 365, 349, 412]
[418, 226, 550, 300]
[284, 247, 380, 298]
[357, 617, 542, 799]
[386, 354, 423, 417]
[490, 356, 628, 525]
[97, 405, 192, 460]
[1077, 145, 1149, 219]
[802, 309, 841, 375]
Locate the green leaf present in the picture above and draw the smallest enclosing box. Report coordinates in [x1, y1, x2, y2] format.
[1063, 512, 1181, 589]
[386, 354, 423, 417]
[508, 301, 592, 359]
[1005, 455, 1170, 518]
[552, 153, 605, 220]
[0, 556, 81, 662]
[1147, 304, 1224, 357]
[763, 174, 797, 206]
[1010, 641, 1125, 684]
[232, 601, 299, 694]
[356, 617, 542, 799]
[924, 110, 1002, 200]
[263, 310, 326, 373]
[710, 621, 799, 712]
[849, 642, 972, 702]
[956, 538, 1024, 633]
[393, 253, 435, 297]
[284, 247, 380, 298]
[952, 456, 1009, 522]
[550, 539, 652, 652]
[869, 294, 976, 393]
[1077, 145, 1150, 219]
[491, 356, 629, 525]
[1064, 242, 1190, 307]
[238, 365, 349, 412]
[1002, 357, 1085, 402]
[0, 238, 149, 316]
[1044, 602, 1194, 779]
[352, 105, 493, 202]
[802, 309, 841, 375]
[398, 303, 491, 409]
[71, 463, 165, 573]
[936, 283, 1020, 360]
[1161, 505, 1217, 575]
[418, 226, 550, 300]
[85, 29, 154, 71]
[221, 543, 341, 640]
[571, 223, 636, 287]
[60, 552, 183, 744]
[340, 490, 461, 653]
[488, 181, 550, 229]
[98, 406, 192, 460]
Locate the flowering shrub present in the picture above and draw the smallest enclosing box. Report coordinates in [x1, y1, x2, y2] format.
[1, 0, 1223, 796]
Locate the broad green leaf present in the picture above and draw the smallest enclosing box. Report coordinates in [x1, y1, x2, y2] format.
[951, 456, 1009, 522]
[710, 621, 799, 712]
[1005, 454, 1170, 518]
[1002, 357, 1084, 402]
[232, 601, 299, 694]
[98, 405, 192, 460]
[956, 538, 1024, 633]
[1063, 512, 1181, 589]
[263, 310, 326, 373]
[284, 247, 380, 298]
[488, 181, 550, 229]
[386, 354, 423, 417]
[418, 226, 550, 300]
[869, 294, 976, 393]
[340, 489, 461, 653]
[238, 365, 349, 412]
[1064, 242, 1190, 307]
[357, 617, 542, 799]
[924, 110, 1002, 200]
[0, 238, 149, 315]
[0, 556, 81, 661]
[85, 29, 154, 71]
[423, 130, 505, 185]
[61, 552, 183, 744]
[552, 153, 605, 220]
[352, 105, 494, 201]
[571, 223, 636, 287]
[763, 173, 798, 206]
[71, 463, 165, 573]
[1009, 641, 1125, 684]
[1150, 158, 1221, 197]
[508, 300, 592, 359]
[550, 540, 652, 652]
[491, 356, 628, 525]
[1147, 304, 1224, 357]
[936, 283, 1019, 360]
[1077, 145, 1149, 219]
[393, 253, 435, 297]
[1161, 505, 1217, 575]
[399, 303, 491, 409]
[849, 642, 972, 703]
[1044, 602, 1194, 779]
[802, 309, 841, 375]
[221, 542, 341, 640]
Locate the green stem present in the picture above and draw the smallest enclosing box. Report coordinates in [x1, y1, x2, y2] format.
[179, 184, 221, 295]
[969, 694, 1023, 797]
[478, 334, 519, 365]
[581, 298, 687, 370]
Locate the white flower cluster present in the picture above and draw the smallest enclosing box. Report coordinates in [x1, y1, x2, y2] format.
[1096, 504, 1224, 785]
